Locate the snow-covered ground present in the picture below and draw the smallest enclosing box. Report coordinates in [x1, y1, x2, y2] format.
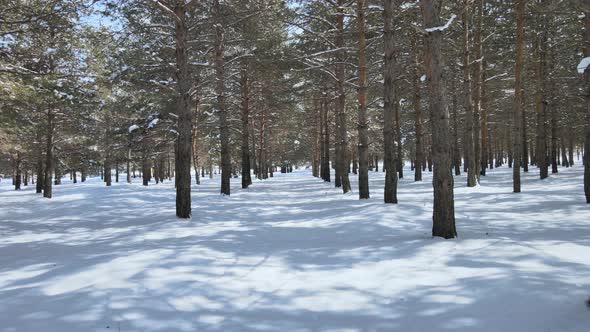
[1, 163, 590, 331]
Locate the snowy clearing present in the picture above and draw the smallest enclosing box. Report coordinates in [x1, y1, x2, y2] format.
[1, 164, 590, 331]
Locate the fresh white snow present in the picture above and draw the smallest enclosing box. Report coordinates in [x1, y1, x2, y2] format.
[425, 14, 457, 32]
[1, 163, 590, 331]
[577, 56, 590, 74]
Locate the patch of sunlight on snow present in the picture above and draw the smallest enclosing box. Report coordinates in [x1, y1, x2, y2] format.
[168, 295, 224, 311]
[42, 249, 173, 295]
[425, 294, 474, 305]
[0, 263, 54, 288]
[197, 315, 225, 325]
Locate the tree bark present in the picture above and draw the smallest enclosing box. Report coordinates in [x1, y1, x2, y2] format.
[421, 0, 457, 239]
[412, 28, 423, 181]
[171, 1, 193, 218]
[335, 0, 351, 193]
[14, 152, 22, 190]
[215, 0, 231, 195]
[535, 21, 548, 179]
[43, 109, 54, 198]
[513, 0, 525, 192]
[462, 1, 477, 187]
[240, 60, 252, 188]
[356, 0, 369, 199]
[383, 0, 398, 203]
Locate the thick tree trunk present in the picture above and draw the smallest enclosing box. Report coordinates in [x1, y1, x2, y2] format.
[513, 0, 525, 192]
[173, 2, 193, 217]
[421, 0, 457, 239]
[356, 0, 369, 199]
[383, 0, 398, 203]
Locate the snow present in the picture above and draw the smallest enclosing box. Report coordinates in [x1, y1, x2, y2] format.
[425, 14, 457, 32]
[128, 124, 139, 133]
[577, 57, 590, 74]
[401, 1, 419, 10]
[1, 163, 590, 331]
[147, 118, 159, 129]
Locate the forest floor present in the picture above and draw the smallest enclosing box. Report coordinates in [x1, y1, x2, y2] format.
[1, 162, 590, 332]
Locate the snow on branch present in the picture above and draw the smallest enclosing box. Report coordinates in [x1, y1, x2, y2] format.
[425, 14, 457, 32]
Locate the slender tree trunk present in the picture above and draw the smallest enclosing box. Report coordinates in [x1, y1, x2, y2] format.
[321, 97, 331, 182]
[551, 100, 558, 174]
[451, 78, 461, 176]
[43, 109, 54, 198]
[462, 2, 477, 187]
[14, 152, 22, 190]
[313, 97, 321, 178]
[115, 160, 119, 183]
[215, 0, 230, 195]
[481, 57, 489, 176]
[421, 0, 457, 239]
[474, 0, 485, 177]
[335, 0, 351, 193]
[356, 0, 369, 199]
[127, 138, 132, 183]
[535, 24, 548, 179]
[240, 60, 252, 188]
[522, 91, 529, 173]
[383, 0, 399, 204]
[395, 88, 403, 179]
[513, 0, 525, 192]
[412, 29, 423, 181]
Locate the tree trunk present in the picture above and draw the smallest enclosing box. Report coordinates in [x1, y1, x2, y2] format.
[43, 109, 54, 198]
[321, 97, 331, 182]
[192, 97, 201, 185]
[172, 2, 193, 218]
[550, 98, 558, 174]
[356, 0, 369, 199]
[421, 0, 457, 239]
[513, 0, 525, 192]
[535, 23, 548, 179]
[462, 1, 477, 187]
[383, 0, 398, 203]
[240, 60, 252, 188]
[335, 0, 351, 193]
[412, 28, 423, 182]
[474, 0, 485, 177]
[14, 152, 22, 190]
[215, 0, 230, 195]
[126, 140, 132, 183]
